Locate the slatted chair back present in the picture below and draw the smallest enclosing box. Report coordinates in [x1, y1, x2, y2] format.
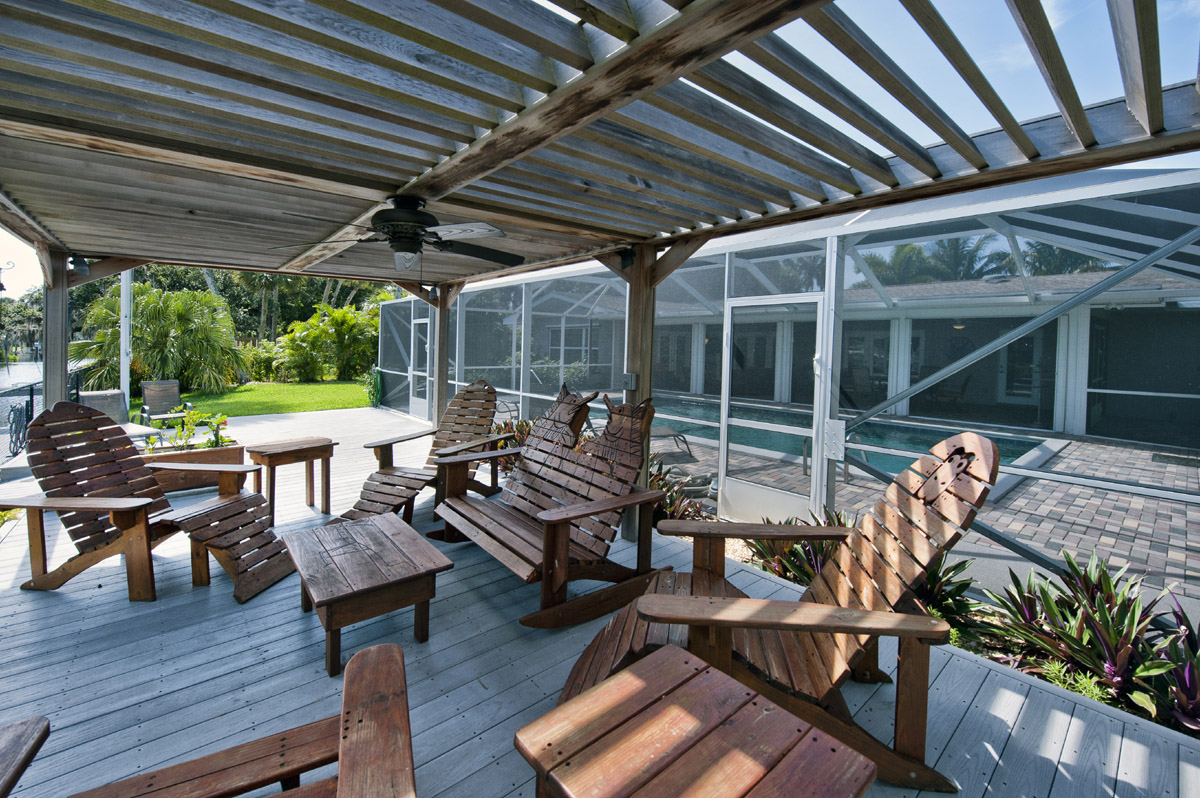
[423, 380, 498, 468]
[141, 380, 184, 416]
[25, 402, 170, 553]
[795, 432, 998, 686]
[504, 395, 654, 560]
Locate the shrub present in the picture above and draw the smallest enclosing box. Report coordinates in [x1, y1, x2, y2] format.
[274, 305, 379, 382]
[916, 554, 987, 645]
[1159, 599, 1200, 731]
[243, 340, 285, 381]
[277, 316, 327, 382]
[647, 455, 711, 522]
[747, 508, 856, 586]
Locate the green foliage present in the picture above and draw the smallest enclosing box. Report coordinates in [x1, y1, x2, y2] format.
[274, 304, 379, 382]
[982, 551, 1169, 713]
[490, 418, 534, 473]
[70, 283, 247, 393]
[647, 455, 711, 522]
[748, 508, 857, 586]
[242, 340, 286, 382]
[358, 369, 381, 407]
[1040, 659, 1113, 705]
[156, 407, 233, 450]
[916, 554, 987, 644]
[1159, 599, 1200, 731]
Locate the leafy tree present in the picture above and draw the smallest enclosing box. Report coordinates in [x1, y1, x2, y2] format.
[319, 304, 379, 379]
[70, 283, 247, 393]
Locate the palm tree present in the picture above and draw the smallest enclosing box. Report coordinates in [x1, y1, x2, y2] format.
[1020, 241, 1108, 275]
[233, 271, 272, 341]
[864, 243, 950, 286]
[925, 234, 1012, 281]
[70, 284, 248, 393]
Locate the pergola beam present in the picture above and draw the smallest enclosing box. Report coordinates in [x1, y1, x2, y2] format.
[899, 0, 1039, 160]
[67, 256, 153, 287]
[1005, 0, 1096, 148]
[1106, 0, 1163, 134]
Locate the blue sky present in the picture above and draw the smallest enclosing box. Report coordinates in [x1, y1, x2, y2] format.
[2, 0, 1199, 297]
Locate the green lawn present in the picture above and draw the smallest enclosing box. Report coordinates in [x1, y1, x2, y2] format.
[131, 381, 370, 418]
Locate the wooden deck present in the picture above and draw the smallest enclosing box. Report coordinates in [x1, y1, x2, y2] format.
[0, 407, 1196, 797]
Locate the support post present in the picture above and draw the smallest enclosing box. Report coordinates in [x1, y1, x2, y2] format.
[622, 244, 656, 541]
[812, 236, 845, 513]
[430, 284, 459, 424]
[42, 250, 69, 406]
[119, 268, 133, 412]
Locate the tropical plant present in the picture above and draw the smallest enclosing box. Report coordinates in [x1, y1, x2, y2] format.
[160, 407, 233, 450]
[862, 243, 949, 286]
[70, 283, 247, 393]
[242, 340, 285, 381]
[1158, 599, 1200, 731]
[915, 553, 986, 643]
[647, 455, 711, 522]
[925, 234, 1013, 281]
[1020, 241, 1110, 275]
[276, 316, 327, 382]
[748, 508, 857, 586]
[982, 551, 1171, 712]
[491, 418, 533, 472]
[318, 303, 379, 379]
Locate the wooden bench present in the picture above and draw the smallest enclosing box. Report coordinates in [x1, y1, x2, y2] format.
[517, 644, 876, 797]
[435, 391, 666, 629]
[561, 433, 999, 792]
[70, 644, 415, 798]
[336, 380, 500, 524]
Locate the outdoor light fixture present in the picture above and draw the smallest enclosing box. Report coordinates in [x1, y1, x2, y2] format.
[952, 319, 966, 330]
[69, 255, 89, 276]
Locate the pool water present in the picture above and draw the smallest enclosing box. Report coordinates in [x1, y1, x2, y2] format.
[651, 395, 1041, 474]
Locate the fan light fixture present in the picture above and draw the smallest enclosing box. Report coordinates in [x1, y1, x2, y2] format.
[952, 319, 966, 330]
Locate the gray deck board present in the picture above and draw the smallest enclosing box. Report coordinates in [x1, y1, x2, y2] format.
[0, 407, 1194, 797]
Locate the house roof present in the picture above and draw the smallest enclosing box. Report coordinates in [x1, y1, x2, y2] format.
[1, 1, 1199, 289]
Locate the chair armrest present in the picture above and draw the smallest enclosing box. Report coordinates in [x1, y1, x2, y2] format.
[0, 716, 49, 797]
[145, 463, 259, 474]
[536, 486, 667, 525]
[657, 519, 853, 542]
[636, 595, 950, 643]
[362, 429, 434, 450]
[184, 401, 194, 411]
[0, 494, 154, 513]
[435, 447, 521, 466]
[434, 432, 515, 457]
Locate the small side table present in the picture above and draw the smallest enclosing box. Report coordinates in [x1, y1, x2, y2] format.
[286, 514, 454, 676]
[244, 437, 337, 525]
[516, 644, 877, 798]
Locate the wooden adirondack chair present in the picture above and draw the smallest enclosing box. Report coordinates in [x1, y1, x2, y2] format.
[139, 379, 193, 426]
[70, 644, 415, 798]
[560, 432, 999, 792]
[0, 716, 48, 798]
[335, 380, 500, 524]
[434, 389, 667, 629]
[11, 402, 294, 603]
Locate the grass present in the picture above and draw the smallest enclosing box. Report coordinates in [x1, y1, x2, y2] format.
[131, 381, 370, 419]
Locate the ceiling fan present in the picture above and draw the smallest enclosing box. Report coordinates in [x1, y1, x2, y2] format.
[276, 196, 524, 272]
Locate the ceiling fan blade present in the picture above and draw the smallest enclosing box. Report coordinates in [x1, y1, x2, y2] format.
[427, 221, 504, 241]
[437, 240, 524, 266]
[284, 211, 374, 229]
[267, 238, 382, 250]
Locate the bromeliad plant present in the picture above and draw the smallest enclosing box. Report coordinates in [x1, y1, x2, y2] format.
[915, 553, 986, 645]
[647, 455, 711, 522]
[748, 509, 856, 587]
[1160, 599, 1200, 731]
[983, 550, 1172, 714]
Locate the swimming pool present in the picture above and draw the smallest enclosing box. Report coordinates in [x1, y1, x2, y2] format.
[649, 395, 1043, 474]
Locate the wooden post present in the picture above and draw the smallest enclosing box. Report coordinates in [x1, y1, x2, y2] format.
[430, 284, 462, 425]
[42, 250, 69, 406]
[119, 268, 133, 410]
[621, 245, 656, 542]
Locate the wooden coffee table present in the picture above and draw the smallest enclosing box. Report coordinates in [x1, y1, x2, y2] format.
[286, 514, 453, 676]
[516, 644, 877, 797]
[245, 436, 337, 525]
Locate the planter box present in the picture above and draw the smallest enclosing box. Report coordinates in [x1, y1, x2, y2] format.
[141, 444, 245, 492]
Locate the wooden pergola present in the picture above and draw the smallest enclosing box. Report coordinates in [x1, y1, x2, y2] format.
[0, 0, 1195, 417]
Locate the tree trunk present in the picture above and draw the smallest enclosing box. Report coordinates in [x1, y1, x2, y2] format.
[342, 288, 359, 307]
[329, 279, 343, 307]
[320, 278, 333, 306]
[202, 269, 221, 297]
[257, 287, 268, 341]
[271, 282, 280, 338]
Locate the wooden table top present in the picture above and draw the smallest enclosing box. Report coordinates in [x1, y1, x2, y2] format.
[285, 515, 453, 607]
[245, 437, 337, 456]
[515, 644, 876, 798]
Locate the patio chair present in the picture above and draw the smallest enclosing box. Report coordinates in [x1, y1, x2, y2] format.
[0, 716, 48, 798]
[139, 379, 193, 426]
[78, 389, 129, 425]
[434, 390, 667, 629]
[13, 401, 294, 603]
[334, 380, 500, 524]
[560, 432, 998, 792]
[69, 644, 414, 798]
